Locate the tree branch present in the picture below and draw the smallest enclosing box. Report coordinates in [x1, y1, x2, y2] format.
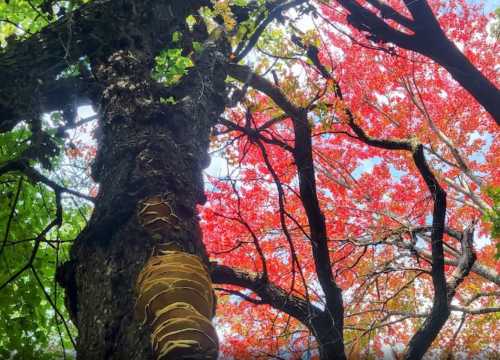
[226, 63, 347, 359]
[333, 0, 500, 122]
[234, 0, 307, 62]
[211, 264, 322, 328]
[0, 190, 62, 291]
[0, 159, 95, 202]
[446, 223, 476, 299]
[0, 177, 23, 257]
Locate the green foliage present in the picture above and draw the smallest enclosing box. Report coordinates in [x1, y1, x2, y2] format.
[0, 177, 88, 358]
[484, 186, 500, 259]
[152, 48, 193, 86]
[0, 118, 90, 359]
[0, 0, 49, 46]
[159, 96, 178, 105]
[57, 57, 90, 80]
[493, 8, 500, 39]
[0, 126, 31, 162]
[186, 14, 197, 29]
[172, 31, 182, 43]
[233, 0, 249, 6]
[0, 3, 97, 356]
[192, 41, 203, 53]
[0, 0, 88, 47]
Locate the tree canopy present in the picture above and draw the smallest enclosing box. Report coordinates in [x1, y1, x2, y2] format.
[0, 0, 498, 359]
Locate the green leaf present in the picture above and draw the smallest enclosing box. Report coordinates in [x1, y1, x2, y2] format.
[152, 47, 193, 86]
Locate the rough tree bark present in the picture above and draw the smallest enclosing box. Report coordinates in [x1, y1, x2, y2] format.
[60, 42, 227, 358]
[0, 0, 229, 358]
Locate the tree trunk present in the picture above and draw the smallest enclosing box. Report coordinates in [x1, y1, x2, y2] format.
[312, 315, 346, 360]
[57, 21, 228, 359]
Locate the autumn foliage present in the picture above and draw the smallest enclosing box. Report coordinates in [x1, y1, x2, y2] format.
[200, 0, 499, 357]
[0, 0, 499, 359]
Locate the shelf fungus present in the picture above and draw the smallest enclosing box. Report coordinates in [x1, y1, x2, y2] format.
[138, 195, 180, 236]
[135, 249, 218, 359]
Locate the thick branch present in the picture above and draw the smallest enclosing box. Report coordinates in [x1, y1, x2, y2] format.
[446, 224, 476, 299]
[336, 0, 417, 46]
[227, 63, 346, 359]
[404, 145, 448, 360]
[365, 0, 415, 30]
[334, 0, 500, 122]
[227, 64, 302, 117]
[0, 0, 210, 131]
[211, 264, 321, 328]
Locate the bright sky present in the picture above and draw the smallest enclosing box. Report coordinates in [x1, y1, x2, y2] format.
[474, 0, 500, 13]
